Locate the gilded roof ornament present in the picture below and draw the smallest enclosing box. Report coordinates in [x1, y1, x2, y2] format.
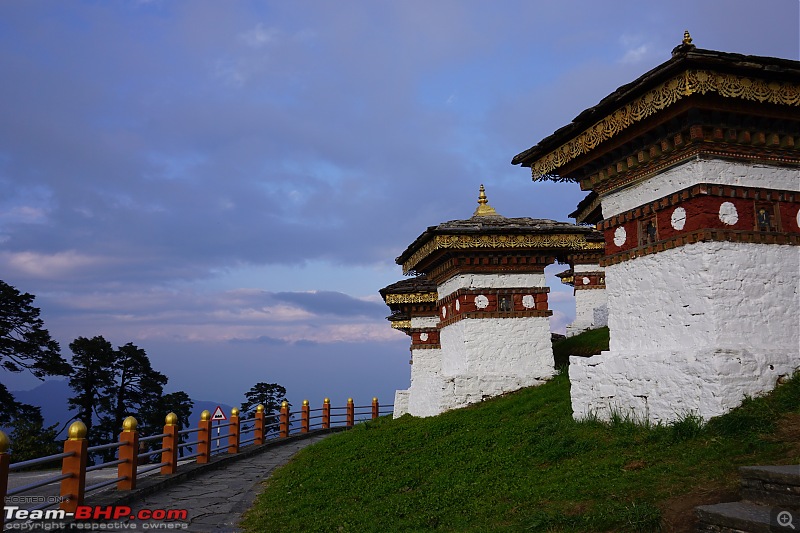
[682, 30, 692, 45]
[473, 184, 499, 217]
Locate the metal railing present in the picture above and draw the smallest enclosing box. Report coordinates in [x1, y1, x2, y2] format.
[0, 397, 392, 530]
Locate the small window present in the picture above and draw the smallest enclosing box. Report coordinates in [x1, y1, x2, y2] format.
[639, 217, 658, 246]
[499, 296, 513, 312]
[755, 203, 778, 232]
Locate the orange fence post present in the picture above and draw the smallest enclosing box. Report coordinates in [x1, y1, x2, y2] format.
[322, 398, 330, 429]
[228, 408, 240, 454]
[301, 400, 310, 433]
[254, 404, 265, 445]
[161, 413, 179, 475]
[346, 398, 354, 428]
[197, 410, 211, 464]
[60, 421, 88, 512]
[280, 401, 290, 438]
[117, 417, 139, 490]
[372, 397, 379, 419]
[0, 431, 10, 532]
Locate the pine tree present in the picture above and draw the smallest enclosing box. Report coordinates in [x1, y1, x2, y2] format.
[67, 336, 115, 442]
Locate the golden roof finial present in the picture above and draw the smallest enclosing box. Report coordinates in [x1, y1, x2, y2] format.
[683, 30, 692, 45]
[473, 184, 498, 217]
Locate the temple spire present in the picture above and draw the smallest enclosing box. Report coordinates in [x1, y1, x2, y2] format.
[473, 184, 498, 217]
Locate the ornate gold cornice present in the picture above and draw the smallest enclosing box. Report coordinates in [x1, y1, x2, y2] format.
[384, 292, 438, 304]
[402, 233, 604, 274]
[530, 70, 800, 179]
[559, 276, 574, 285]
[390, 320, 412, 330]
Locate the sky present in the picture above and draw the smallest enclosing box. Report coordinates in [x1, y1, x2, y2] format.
[1, 1, 798, 413]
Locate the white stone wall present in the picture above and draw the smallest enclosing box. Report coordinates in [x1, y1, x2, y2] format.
[407, 348, 444, 417]
[566, 263, 607, 337]
[438, 273, 545, 299]
[393, 389, 409, 418]
[411, 316, 439, 329]
[570, 241, 800, 423]
[601, 159, 800, 218]
[439, 317, 555, 411]
[566, 288, 608, 337]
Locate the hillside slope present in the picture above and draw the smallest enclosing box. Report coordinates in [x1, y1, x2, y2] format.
[243, 331, 800, 532]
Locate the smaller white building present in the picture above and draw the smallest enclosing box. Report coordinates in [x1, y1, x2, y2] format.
[384, 186, 603, 416]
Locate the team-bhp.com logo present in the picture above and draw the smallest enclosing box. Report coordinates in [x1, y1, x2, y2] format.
[4, 505, 188, 530]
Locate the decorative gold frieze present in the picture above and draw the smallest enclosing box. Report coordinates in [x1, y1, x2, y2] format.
[384, 292, 438, 304]
[402, 233, 604, 274]
[530, 70, 800, 179]
[559, 276, 574, 285]
[390, 320, 412, 330]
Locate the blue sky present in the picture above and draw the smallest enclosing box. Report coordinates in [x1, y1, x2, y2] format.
[1, 1, 798, 412]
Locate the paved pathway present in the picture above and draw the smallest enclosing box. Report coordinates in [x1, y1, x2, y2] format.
[4, 431, 334, 533]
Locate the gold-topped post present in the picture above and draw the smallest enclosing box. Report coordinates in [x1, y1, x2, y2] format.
[279, 401, 290, 438]
[372, 397, 379, 420]
[228, 407, 240, 454]
[301, 400, 310, 433]
[322, 398, 331, 429]
[118, 417, 139, 490]
[60, 421, 88, 512]
[346, 398, 355, 428]
[254, 404, 265, 445]
[197, 410, 212, 464]
[161, 413, 179, 475]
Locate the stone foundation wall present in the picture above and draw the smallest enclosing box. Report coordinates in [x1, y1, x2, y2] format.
[570, 241, 800, 423]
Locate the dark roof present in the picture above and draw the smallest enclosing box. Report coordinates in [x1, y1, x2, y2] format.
[511, 42, 800, 174]
[396, 215, 596, 267]
[378, 276, 436, 299]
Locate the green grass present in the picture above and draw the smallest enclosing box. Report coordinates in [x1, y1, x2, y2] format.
[242, 330, 800, 532]
[552, 326, 609, 368]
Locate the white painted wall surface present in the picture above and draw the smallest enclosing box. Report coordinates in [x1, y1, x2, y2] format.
[438, 317, 555, 410]
[411, 316, 439, 329]
[407, 348, 444, 417]
[570, 242, 800, 423]
[566, 288, 608, 337]
[438, 273, 545, 299]
[601, 159, 800, 218]
[393, 389, 409, 418]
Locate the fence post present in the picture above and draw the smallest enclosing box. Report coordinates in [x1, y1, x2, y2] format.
[372, 397, 379, 419]
[197, 410, 211, 464]
[301, 400, 310, 433]
[322, 398, 330, 429]
[346, 398, 354, 428]
[117, 417, 139, 490]
[0, 430, 9, 532]
[228, 408, 240, 454]
[280, 401, 290, 438]
[60, 421, 88, 512]
[254, 404, 265, 445]
[161, 413, 179, 475]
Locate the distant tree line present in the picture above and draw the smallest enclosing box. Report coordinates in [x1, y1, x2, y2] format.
[1, 279, 290, 463]
[0, 279, 193, 462]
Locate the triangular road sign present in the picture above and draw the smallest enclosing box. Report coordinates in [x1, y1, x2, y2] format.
[211, 406, 227, 421]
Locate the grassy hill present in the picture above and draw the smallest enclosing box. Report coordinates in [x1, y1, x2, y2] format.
[242, 330, 800, 532]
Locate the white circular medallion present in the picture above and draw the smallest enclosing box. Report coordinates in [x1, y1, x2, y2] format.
[522, 295, 535, 309]
[455, 299, 460, 311]
[441, 306, 447, 319]
[613, 226, 627, 247]
[671, 207, 687, 230]
[582, 277, 590, 285]
[420, 333, 428, 342]
[796, 208, 800, 229]
[474, 294, 489, 309]
[719, 202, 739, 226]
